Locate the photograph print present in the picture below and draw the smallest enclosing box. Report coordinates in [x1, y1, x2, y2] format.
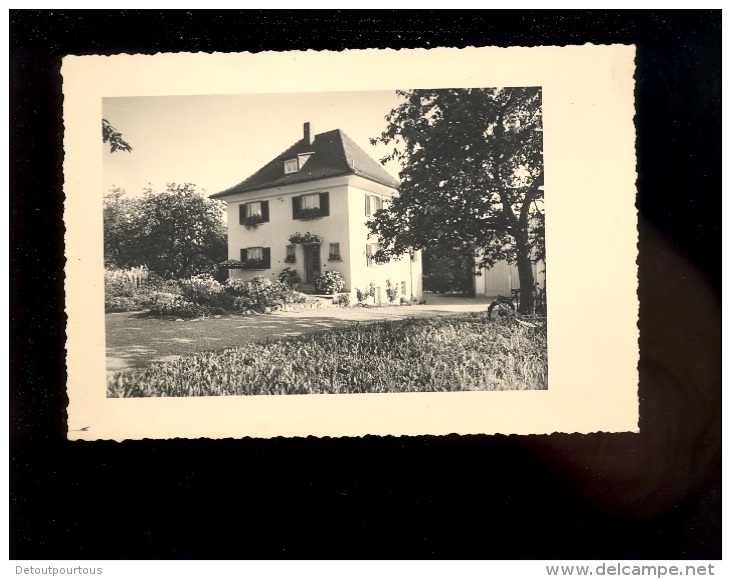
[103, 87, 546, 398]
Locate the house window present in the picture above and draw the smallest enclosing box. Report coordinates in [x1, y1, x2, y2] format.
[366, 243, 382, 267]
[365, 194, 383, 217]
[284, 159, 299, 174]
[328, 243, 341, 261]
[302, 193, 320, 210]
[285, 245, 297, 263]
[292, 192, 330, 219]
[401, 281, 406, 295]
[239, 200, 269, 225]
[246, 201, 261, 218]
[410, 249, 419, 262]
[240, 247, 271, 269]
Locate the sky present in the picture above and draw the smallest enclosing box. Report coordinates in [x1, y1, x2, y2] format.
[103, 90, 405, 198]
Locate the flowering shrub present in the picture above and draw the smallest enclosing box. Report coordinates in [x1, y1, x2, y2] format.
[355, 288, 368, 304]
[104, 266, 153, 312]
[385, 280, 399, 303]
[147, 292, 181, 313]
[224, 276, 307, 313]
[368, 282, 376, 298]
[314, 271, 345, 294]
[278, 267, 301, 286]
[333, 293, 350, 307]
[105, 266, 149, 297]
[179, 275, 223, 305]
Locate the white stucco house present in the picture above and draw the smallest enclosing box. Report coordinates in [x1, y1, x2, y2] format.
[210, 123, 422, 302]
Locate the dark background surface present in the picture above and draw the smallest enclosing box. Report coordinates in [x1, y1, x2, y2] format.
[10, 10, 721, 559]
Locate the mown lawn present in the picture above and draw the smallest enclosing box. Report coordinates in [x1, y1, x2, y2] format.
[108, 313, 547, 397]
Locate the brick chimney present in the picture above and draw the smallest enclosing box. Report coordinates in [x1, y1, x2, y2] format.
[303, 122, 311, 145]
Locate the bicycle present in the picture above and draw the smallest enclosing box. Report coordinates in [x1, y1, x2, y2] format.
[488, 284, 546, 320]
[487, 288, 521, 320]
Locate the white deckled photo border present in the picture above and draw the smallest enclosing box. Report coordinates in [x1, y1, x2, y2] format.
[63, 46, 638, 440]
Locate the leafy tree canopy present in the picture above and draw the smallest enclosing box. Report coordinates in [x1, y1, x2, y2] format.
[102, 119, 132, 153]
[104, 183, 227, 279]
[368, 87, 544, 311]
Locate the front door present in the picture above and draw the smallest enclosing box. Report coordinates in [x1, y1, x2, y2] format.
[304, 244, 321, 283]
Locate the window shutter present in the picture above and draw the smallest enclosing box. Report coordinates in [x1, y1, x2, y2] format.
[365, 194, 371, 216]
[241, 248, 248, 262]
[292, 196, 301, 219]
[263, 247, 271, 269]
[319, 192, 329, 216]
[366, 244, 372, 267]
[239, 204, 246, 225]
[260, 200, 269, 222]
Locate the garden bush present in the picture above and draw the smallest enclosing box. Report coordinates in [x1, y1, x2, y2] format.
[104, 266, 154, 312]
[179, 275, 224, 305]
[222, 278, 250, 297]
[315, 270, 345, 294]
[224, 276, 307, 313]
[207, 290, 237, 312]
[278, 267, 301, 287]
[105, 296, 145, 312]
[105, 266, 149, 296]
[385, 280, 399, 303]
[147, 291, 208, 318]
[107, 271, 310, 317]
[333, 293, 350, 307]
[355, 288, 368, 304]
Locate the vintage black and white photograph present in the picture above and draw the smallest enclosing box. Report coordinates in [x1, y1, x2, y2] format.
[102, 88, 547, 398]
[64, 46, 637, 439]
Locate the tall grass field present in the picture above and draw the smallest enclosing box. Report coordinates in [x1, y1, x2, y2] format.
[107, 313, 547, 397]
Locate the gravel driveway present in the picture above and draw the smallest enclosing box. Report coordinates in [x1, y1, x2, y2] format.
[106, 294, 492, 374]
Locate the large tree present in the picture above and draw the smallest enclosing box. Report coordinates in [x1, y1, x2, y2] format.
[103, 183, 227, 279]
[103, 186, 140, 267]
[368, 87, 544, 313]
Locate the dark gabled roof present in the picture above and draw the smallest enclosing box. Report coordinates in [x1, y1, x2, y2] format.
[210, 128, 399, 198]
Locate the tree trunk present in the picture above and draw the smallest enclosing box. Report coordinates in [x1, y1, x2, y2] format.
[516, 236, 535, 314]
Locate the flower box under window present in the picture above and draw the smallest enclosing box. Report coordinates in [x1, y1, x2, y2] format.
[239, 201, 269, 228]
[218, 259, 246, 269]
[292, 192, 329, 219]
[241, 259, 267, 270]
[298, 207, 324, 220]
[240, 247, 271, 269]
[288, 232, 323, 245]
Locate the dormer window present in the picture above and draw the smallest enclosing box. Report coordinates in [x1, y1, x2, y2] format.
[284, 152, 313, 175]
